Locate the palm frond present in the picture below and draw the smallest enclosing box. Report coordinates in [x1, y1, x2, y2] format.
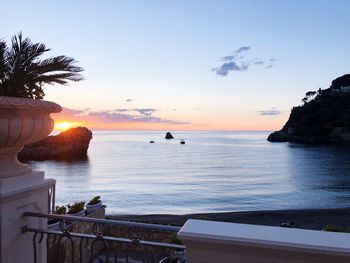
[0, 33, 84, 99]
[0, 41, 7, 80]
[34, 56, 84, 73]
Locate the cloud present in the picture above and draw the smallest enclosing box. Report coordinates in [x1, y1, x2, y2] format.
[221, 46, 250, 62]
[212, 61, 248, 76]
[133, 108, 157, 116]
[212, 46, 276, 77]
[126, 98, 134, 102]
[221, 55, 235, 61]
[257, 109, 281, 116]
[60, 107, 85, 115]
[57, 107, 189, 126]
[88, 111, 188, 124]
[265, 58, 277, 69]
[115, 108, 158, 116]
[234, 46, 250, 53]
[115, 108, 129, 112]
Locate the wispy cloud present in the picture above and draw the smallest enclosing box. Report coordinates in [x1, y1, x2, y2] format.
[133, 108, 157, 116]
[257, 108, 281, 116]
[85, 111, 188, 125]
[234, 46, 250, 53]
[58, 107, 189, 125]
[212, 61, 248, 76]
[265, 58, 277, 68]
[221, 46, 250, 62]
[212, 46, 277, 77]
[115, 108, 129, 112]
[60, 107, 84, 115]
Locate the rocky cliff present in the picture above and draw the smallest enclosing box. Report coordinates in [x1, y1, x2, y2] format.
[268, 75, 350, 143]
[18, 127, 93, 161]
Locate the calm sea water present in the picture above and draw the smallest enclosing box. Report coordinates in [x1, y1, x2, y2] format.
[29, 131, 350, 214]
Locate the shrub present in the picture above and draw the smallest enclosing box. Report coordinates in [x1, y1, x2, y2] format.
[67, 201, 85, 214]
[197, 215, 211, 221]
[323, 224, 350, 233]
[54, 205, 67, 215]
[88, 196, 101, 205]
[163, 233, 183, 245]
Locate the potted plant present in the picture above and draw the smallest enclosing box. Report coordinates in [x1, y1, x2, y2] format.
[48, 205, 67, 230]
[67, 201, 85, 216]
[86, 196, 103, 213]
[0, 33, 83, 178]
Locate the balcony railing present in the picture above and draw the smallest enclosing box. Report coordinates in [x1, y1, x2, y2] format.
[47, 183, 56, 214]
[22, 212, 186, 263]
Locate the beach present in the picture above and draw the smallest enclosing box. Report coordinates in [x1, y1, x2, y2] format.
[108, 207, 350, 231]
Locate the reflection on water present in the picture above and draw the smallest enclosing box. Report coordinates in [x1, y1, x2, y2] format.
[30, 131, 350, 214]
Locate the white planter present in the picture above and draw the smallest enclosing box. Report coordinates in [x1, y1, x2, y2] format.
[67, 209, 86, 217]
[86, 201, 102, 213]
[0, 96, 61, 178]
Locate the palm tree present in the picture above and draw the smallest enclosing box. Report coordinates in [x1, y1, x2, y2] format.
[0, 33, 83, 99]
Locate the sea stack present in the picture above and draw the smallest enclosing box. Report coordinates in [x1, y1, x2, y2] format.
[18, 127, 93, 161]
[165, 132, 174, 139]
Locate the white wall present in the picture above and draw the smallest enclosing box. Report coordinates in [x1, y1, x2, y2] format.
[178, 219, 350, 263]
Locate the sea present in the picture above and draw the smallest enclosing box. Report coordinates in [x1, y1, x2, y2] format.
[29, 131, 350, 215]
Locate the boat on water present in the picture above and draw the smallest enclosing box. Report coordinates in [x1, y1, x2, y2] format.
[180, 140, 185, 145]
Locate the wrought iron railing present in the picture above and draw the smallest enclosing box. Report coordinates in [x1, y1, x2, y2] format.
[47, 183, 56, 214]
[22, 212, 186, 263]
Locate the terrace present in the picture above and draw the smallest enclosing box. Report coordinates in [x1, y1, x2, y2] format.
[2, 163, 350, 263]
[1, 98, 350, 263]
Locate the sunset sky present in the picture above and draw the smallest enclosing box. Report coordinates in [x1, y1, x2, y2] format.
[2, 0, 350, 131]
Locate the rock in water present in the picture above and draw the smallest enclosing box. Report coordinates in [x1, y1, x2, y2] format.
[18, 127, 93, 161]
[267, 131, 289, 142]
[165, 132, 174, 139]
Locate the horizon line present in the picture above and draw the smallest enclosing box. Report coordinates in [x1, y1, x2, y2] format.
[53, 128, 274, 132]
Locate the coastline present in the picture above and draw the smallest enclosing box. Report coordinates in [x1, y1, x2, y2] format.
[107, 207, 350, 230]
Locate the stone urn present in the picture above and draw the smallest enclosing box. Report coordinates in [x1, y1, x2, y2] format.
[0, 96, 62, 178]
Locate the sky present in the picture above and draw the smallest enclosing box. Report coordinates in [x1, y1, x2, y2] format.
[2, 0, 350, 131]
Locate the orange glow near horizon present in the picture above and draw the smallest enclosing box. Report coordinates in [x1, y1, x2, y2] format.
[54, 121, 83, 131]
[52, 118, 284, 131]
[51, 109, 287, 131]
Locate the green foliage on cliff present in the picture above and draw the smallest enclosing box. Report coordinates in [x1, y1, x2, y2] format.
[268, 75, 350, 143]
[283, 88, 350, 132]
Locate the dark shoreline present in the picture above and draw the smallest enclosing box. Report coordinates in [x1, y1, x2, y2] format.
[107, 207, 350, 230]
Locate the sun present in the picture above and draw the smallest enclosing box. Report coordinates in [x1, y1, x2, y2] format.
[54, 121, 80, 131]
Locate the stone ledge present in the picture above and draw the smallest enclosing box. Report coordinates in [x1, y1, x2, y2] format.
[178, 219, 350, 262]
[0, 96, 62, 112]
[0, 177, 55, 203]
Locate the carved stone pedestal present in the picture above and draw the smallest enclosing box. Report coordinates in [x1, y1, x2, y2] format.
[0, 96, 61, 263]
